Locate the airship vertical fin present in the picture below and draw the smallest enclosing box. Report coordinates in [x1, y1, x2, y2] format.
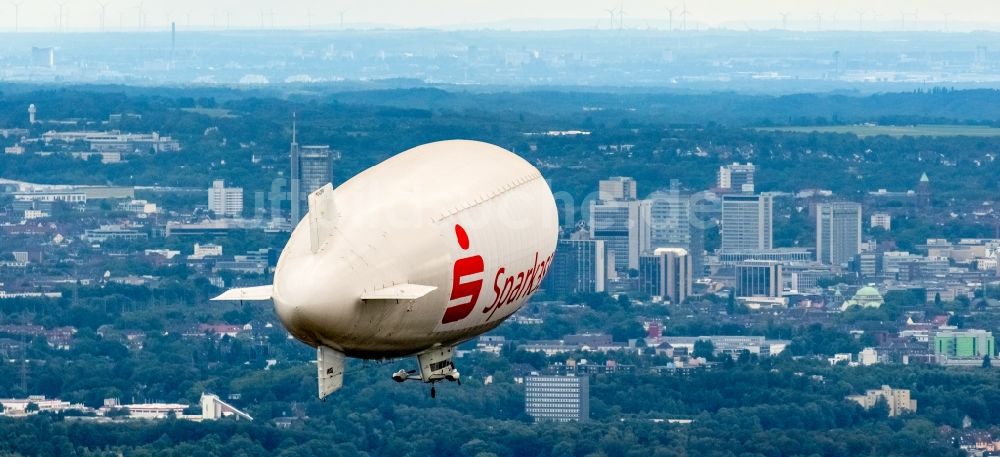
[317, 345, 345, 399]
[308, 183, 339, 254]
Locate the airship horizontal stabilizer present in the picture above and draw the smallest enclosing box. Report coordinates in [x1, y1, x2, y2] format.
[360, 284, 437, 301]
[211, 285, 273, 301]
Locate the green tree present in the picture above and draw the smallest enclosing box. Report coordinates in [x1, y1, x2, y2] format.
[693, 339, 715, 360]
[616, 294, 632, 310]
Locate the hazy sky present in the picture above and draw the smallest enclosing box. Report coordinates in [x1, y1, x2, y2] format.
[3, 0, 999, 32]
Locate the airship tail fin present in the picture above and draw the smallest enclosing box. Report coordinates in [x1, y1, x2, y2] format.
[308, 183, 339, 254]
[211, 285, 273, 301]
[317, 345, 345, 399]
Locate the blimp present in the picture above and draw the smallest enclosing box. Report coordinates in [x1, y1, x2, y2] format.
[213, 140, 558, 399]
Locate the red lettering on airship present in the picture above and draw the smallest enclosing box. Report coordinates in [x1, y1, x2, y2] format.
[484, 251, 553, 320]
[441, 224, 484, 324]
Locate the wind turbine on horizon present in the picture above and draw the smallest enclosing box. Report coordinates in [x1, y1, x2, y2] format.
[779, 12, 789, 30]
[603, 8, 616, 30]
[9, 1, 23, 33]
[680, 3, 689, 31]
[56, 1, 68, 32]
[136, 1, 145, 30]
[665, 6, 675, 31]
[97, 1, 111, 32]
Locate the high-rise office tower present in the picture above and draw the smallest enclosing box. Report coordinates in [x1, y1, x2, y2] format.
[207, 180, 243, 218]
[299, 145, 334, 198]
[646, 189, 690, 250]
[289, 116, 301, 223]
[545, 239, 606, 294]
[718, 162, 755, 192]
[591, 199, 643, 273]
[598, 176, 637, 201]
[289, 115, 340, 223]
[690, 192, 720, 275]
[721, 194, 773, 252]
[645, 188, 703, 277]
[639, 248, 692, 304]
[816, 202, 862, 266]
[591, 178, 645, 273]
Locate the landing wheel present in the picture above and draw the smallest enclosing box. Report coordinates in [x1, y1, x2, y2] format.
[430, 385, 436, 399]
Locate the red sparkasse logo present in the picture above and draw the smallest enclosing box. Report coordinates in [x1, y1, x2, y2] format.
[440, 224, 553, 325]
[441, 224, 484, 324]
